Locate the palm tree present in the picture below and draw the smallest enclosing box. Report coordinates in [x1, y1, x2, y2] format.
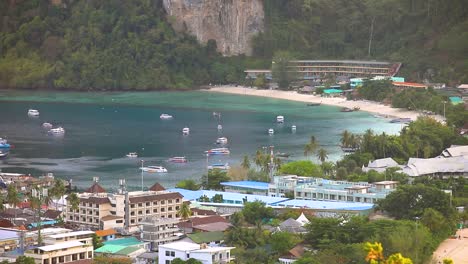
[362, 129, 374, 152]
[177, 202, 192, 234]
[50, 179, 66, 211]
[304, 135, 319, 158]
[317, 148, 328, 163]
[6, 184, 20, 224]
[254, 149, 264, 168]
[67, 192, 80, 213]
[340, 130, 351, 147]
[0, 194, 5, 212]
[241, 155, 250, 170]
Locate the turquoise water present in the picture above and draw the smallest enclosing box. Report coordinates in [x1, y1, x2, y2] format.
[0, 90, 402, 190]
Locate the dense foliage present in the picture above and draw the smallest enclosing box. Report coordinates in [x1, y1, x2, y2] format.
[0, 0, 256, 90]
[254, 0, 468, 83]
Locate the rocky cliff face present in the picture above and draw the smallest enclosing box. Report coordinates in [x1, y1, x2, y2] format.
[163, 0, 264, 56]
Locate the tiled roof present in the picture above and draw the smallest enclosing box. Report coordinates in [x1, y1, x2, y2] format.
[192, 208, 217, 216]
[85, 182, 107, 193]
[101, 215, 123, 221]
[193, 222, 231, 232]
[178, 215, 228, 228]
[288, 244, 305, 258]
[95, 229, 117, 237]
[80, 196, 110, 205]
[44, 210, 62, 219]
[129, 192, 182, 203]
[149, 182, 166, 191]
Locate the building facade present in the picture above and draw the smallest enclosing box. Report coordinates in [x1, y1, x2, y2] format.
[158, 241, 234, 264]
[65, 181, 183, 233]
[140, 217, 181, 251]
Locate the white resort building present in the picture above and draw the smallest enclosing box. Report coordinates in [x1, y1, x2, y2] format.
[158, 241, 234, 264]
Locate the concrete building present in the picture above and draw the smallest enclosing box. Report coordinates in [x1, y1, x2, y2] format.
[158, 241, 234, 264]
[65, 179, 183, 233]
[220, 181, 269, 195]
[24, 231, 94, 264]
[400, 156, 468, 178]
[140, 217, 181, 251]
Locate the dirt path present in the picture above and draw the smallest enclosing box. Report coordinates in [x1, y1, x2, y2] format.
[432, 228, 468, 264]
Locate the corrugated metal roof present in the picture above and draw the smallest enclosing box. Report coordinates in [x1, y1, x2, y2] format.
[273, 199, 374, 211]
[104, 237, 142, 246]
[95, 245, 126, 254]
[39, 241, 84, 252]
[168, 189, 289, 205]
[220, 181, 269, 190]
[49, 230, 94, 238]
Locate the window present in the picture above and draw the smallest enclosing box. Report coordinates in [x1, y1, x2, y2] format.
[161, 208, 165, 212]
[187, 254, 190, 258]
[176, 206, 180, 210]
[153, 201, 158, 205]
[219, 253, 222, 259]
[171, 251, 175, 257]
[168, 200, 172, 204]
[146, 210, 150, 214]
[168, 207, 172, 211]
[131, 220, 135, 224]
[116, 220, 123, 223]
[88, 252, 92, 258]
[165, 251, 170, 256]
[138, 203, 143, 207]
[146, 202, 150, 206]
[161, 201, 165, 205]
[80, 253, 85, 259]
[165, 261, 170, 264]
[176, 199, 180, 203]
[153, 209, 158, 213]
[138, 211, 142, 215]
[59, 257, 64, 263]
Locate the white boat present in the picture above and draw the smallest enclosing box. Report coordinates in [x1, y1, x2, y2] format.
[182, 127, 190, 135]
[216, 137, 228, 145]
[205, 147, 230, 155]
[160, 114, 173, 120]
[48, 127, 65, 135]
[126, 152, 138, 158]
[291, 125, 297, 132]
[207, 163, 230, 171]
[276, 115, 284, 123]
[217, 124, 223, 130]
[28, 109, 40, 116]
[168, 156, 187, 163]
[0, 149, 9, 158]
[268, 128, 274, 135]
[140, 166, 168, 173]
[42, 122, 53, 129]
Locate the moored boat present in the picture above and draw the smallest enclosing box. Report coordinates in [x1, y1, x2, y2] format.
[207, 163, 230, 171]
[140, 166, 168, 173]
[168, 156, 187, 163]
[390, 118, 412, 124]
[291, 125, 297, 132]
[48, 127, 65, 135]
[217, 124, 223, 130]
[28, 109, 40, 116]
[205, 147, 230, 155]
[160, 114, 173, 120]
[126, 152, 138, 158]
[307, 102, 321, 106]
[216, 137, 228, 145]
[276, 152, 291, 158]
[42, 122, 53, 129]
[182, 127, 190, 135]
[0, 138, 11, 149]
[0, 149, 9, 158]
[276, 115, 284, 123]
[268, 128, 274, 135]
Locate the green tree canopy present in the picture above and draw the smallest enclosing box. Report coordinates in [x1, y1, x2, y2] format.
[279, 160, 322, 176]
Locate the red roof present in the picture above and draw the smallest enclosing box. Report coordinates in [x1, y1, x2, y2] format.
[85, 182, 107, 193]
[178, 215, 228, 228]
[149, 182, 166, 192]
[392, 82, 427, 88]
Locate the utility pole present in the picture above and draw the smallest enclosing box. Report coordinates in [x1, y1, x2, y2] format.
[269, 146, 275, 183]
[32, 187, 48, 245]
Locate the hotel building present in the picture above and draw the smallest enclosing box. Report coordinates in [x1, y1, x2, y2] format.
[65, 180, 183, 233]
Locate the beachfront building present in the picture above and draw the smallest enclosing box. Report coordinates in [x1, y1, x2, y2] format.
[220, 181, 269, 195]
[399, 156, 468, 179]
[392, 81, 428, 90]
[289, 60, 402, 79]
[140, 217, 181, 251]
[269, 176, 397, 204]
[24, 230, 94, 264]
[158, 241, 234, 264]
[244, 69, 272, 80]
[350, 76, 405, 88]
[65, 179, 183, 233]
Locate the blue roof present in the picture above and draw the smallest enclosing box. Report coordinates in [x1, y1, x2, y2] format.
[220, 181, 269, 190]
[0, 229, 18, 240]
[449, 97, 463, 104]
[28, 220, 58, 228]
[272, 199, 374, 211]
[323, 89, 343, 94]
[104, 237, 143, 246]
[167, 188, 288, 205]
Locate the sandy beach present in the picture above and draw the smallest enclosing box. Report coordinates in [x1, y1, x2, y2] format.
[432, 228, 468, 263]
[207, 86, 444, 121]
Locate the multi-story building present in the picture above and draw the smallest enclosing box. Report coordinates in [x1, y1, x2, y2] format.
[65, 180, 183, 233]
[24, 230, 94, 264]
[245, 60, 401, 81]
[158, 241, 234, 264]
[269, 176, 398, 204]
[140, 217, 181, 251]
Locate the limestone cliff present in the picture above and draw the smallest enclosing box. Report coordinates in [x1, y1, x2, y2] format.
[163, 0, 264, 56]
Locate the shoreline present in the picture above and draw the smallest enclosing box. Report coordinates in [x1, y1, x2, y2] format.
[206, 85, 445, 121]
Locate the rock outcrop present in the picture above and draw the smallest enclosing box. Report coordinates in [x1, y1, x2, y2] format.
[163, 0, 264, 56]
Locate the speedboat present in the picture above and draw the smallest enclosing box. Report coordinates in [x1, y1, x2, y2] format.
[291, 125, 297, 132]
[276, 152, 291, 158]
[216, 137, 228, 145]
[182, 127, 190, 135]
[168, 156, 187, 163]
[268, 128, 274, 135]
[207, 163, 230, 171]
[217, 124, 223, 130]
[276, 115, 284, 123]
[28, 109, 40, 116]
[0, 138, 11, 149]
[48, 127, 65, 135]
[213, 112, 221, 117]
[205, 148, 230, 155]
[140, 166, 168, 173]
[126, 152, 138, 158]
[160, 114, 173, 120]
[42, 122, 53, 129]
